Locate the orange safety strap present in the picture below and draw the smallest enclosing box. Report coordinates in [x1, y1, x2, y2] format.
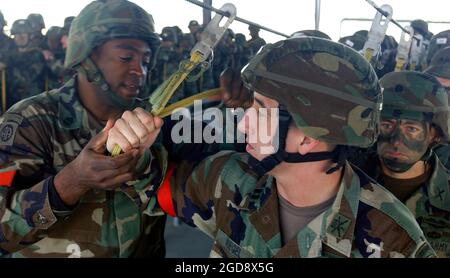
[157, 164, 176, 217]
[0, 170, 16, 187]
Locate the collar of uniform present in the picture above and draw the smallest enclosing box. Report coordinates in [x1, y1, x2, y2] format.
[247, 176, 283, 255]
[57, 75, 86, 130]
[425, 153, 450, 211]
[322, 162, 360, 258]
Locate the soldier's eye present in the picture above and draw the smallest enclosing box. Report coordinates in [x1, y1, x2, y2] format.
[381, 123, 392, 130]
[406, 126, 419, 133]
[120, 56, 133, 62]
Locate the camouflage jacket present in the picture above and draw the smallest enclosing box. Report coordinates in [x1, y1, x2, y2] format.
[0, 33, 15, 66]
[6, 48, 46, 109]
[434, 144, 450, 170]
[247, 37, 266, 57]
[355, 151, 450, 257]
[45, 49, 67, 90]
[167, 151, 435, 258]
[0, 76, 166, 258]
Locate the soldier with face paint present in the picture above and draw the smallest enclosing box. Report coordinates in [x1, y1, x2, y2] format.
[354, 71, 450, 257]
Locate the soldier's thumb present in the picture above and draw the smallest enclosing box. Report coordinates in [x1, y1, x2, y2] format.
[89, 119, 114, 150]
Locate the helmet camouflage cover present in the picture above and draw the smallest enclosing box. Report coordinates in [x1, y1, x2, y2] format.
[61, 16, 75, 36]
[11, 19, 33, 35]
[426, 30, 450, 64]
[65, 0, 160, 69]
[27, 13, 45, 30]
[242, 37, 382, 148]
[46, 26, 62, 41]
[424, 46, 450, 80]
[380, 71, 449, 141]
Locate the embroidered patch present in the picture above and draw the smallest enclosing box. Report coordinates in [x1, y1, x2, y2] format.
[0, 122, 18, 146]
[327, 214, 351, 240]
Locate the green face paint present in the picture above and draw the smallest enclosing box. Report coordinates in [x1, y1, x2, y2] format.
[377, 119, 430, 173]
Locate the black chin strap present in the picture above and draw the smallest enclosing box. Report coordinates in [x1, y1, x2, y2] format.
[248, 106, 351, 176]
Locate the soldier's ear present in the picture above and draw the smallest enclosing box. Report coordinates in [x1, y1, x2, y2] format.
[428, 125, 442, 146]
[298, 136, 320, 155]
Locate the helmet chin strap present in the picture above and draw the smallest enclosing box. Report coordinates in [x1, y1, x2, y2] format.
[248, 106, 347, 177]
[76, 58, 138, 111]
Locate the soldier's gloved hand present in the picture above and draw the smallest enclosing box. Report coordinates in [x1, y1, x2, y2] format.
[54, 120, 141, 206]
[0, 62, 6, 71]
[106, 107, 163, 157]
[220, 68, 254, 109]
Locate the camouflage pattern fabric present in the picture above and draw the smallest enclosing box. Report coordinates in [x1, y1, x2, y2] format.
[65, 0, 160, 70]
[380, 71, 449, 141]
[247, 37, 266, 57]
[353, 150, 450, 257]
[434, 144, 450, 169]
[6, 47, 46, 109]
[427, 30, 450, 64]
[45, 50, 67, 90]
[404, 154, 450, 257]
[424, 46, 450, 80]
[0, 76, 167, 257]
[339, 35, 366, 51]
[242, 37, 382, 148]
[167, 151, 435, 258]
[0, 33, 15, 67]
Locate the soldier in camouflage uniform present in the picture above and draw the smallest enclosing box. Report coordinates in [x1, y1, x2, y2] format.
[424, 47, 450, 169]
[151, 27, 183, 102]
[0, 11, 15, 70]
[426, 30, 450, 65]
[247, 25, 266, 58]
[109, 37, 435, 258]
[43, 26, 66, 90]
[27, 14, 47, 50]
[0, 0, 167, 258]
[60, 16, 75, 51]
[352, 71, 450, 257]
[0, 11, 16, 113]
[59, 16, 76, 85]
[7, 19, 46, 109]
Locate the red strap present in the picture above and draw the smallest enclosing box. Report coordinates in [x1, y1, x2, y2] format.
[0, 170, 16, 187]
[157, 164, 176, 217]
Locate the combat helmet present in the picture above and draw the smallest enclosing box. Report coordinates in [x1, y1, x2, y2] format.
[380, 71, 449, 141]
[411, 19, 429, 37]
[27, 13, 45, 32]
[64, 0, 161, 110]
[424, 46, 450, 80]
[61, 16, 75, 36]
[11, 19, 33, 35]
[426, 30, 450, 64]
[46, 26, 62, 42]
[291, 30, 331, 40]
[242, 37, 382, 148]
